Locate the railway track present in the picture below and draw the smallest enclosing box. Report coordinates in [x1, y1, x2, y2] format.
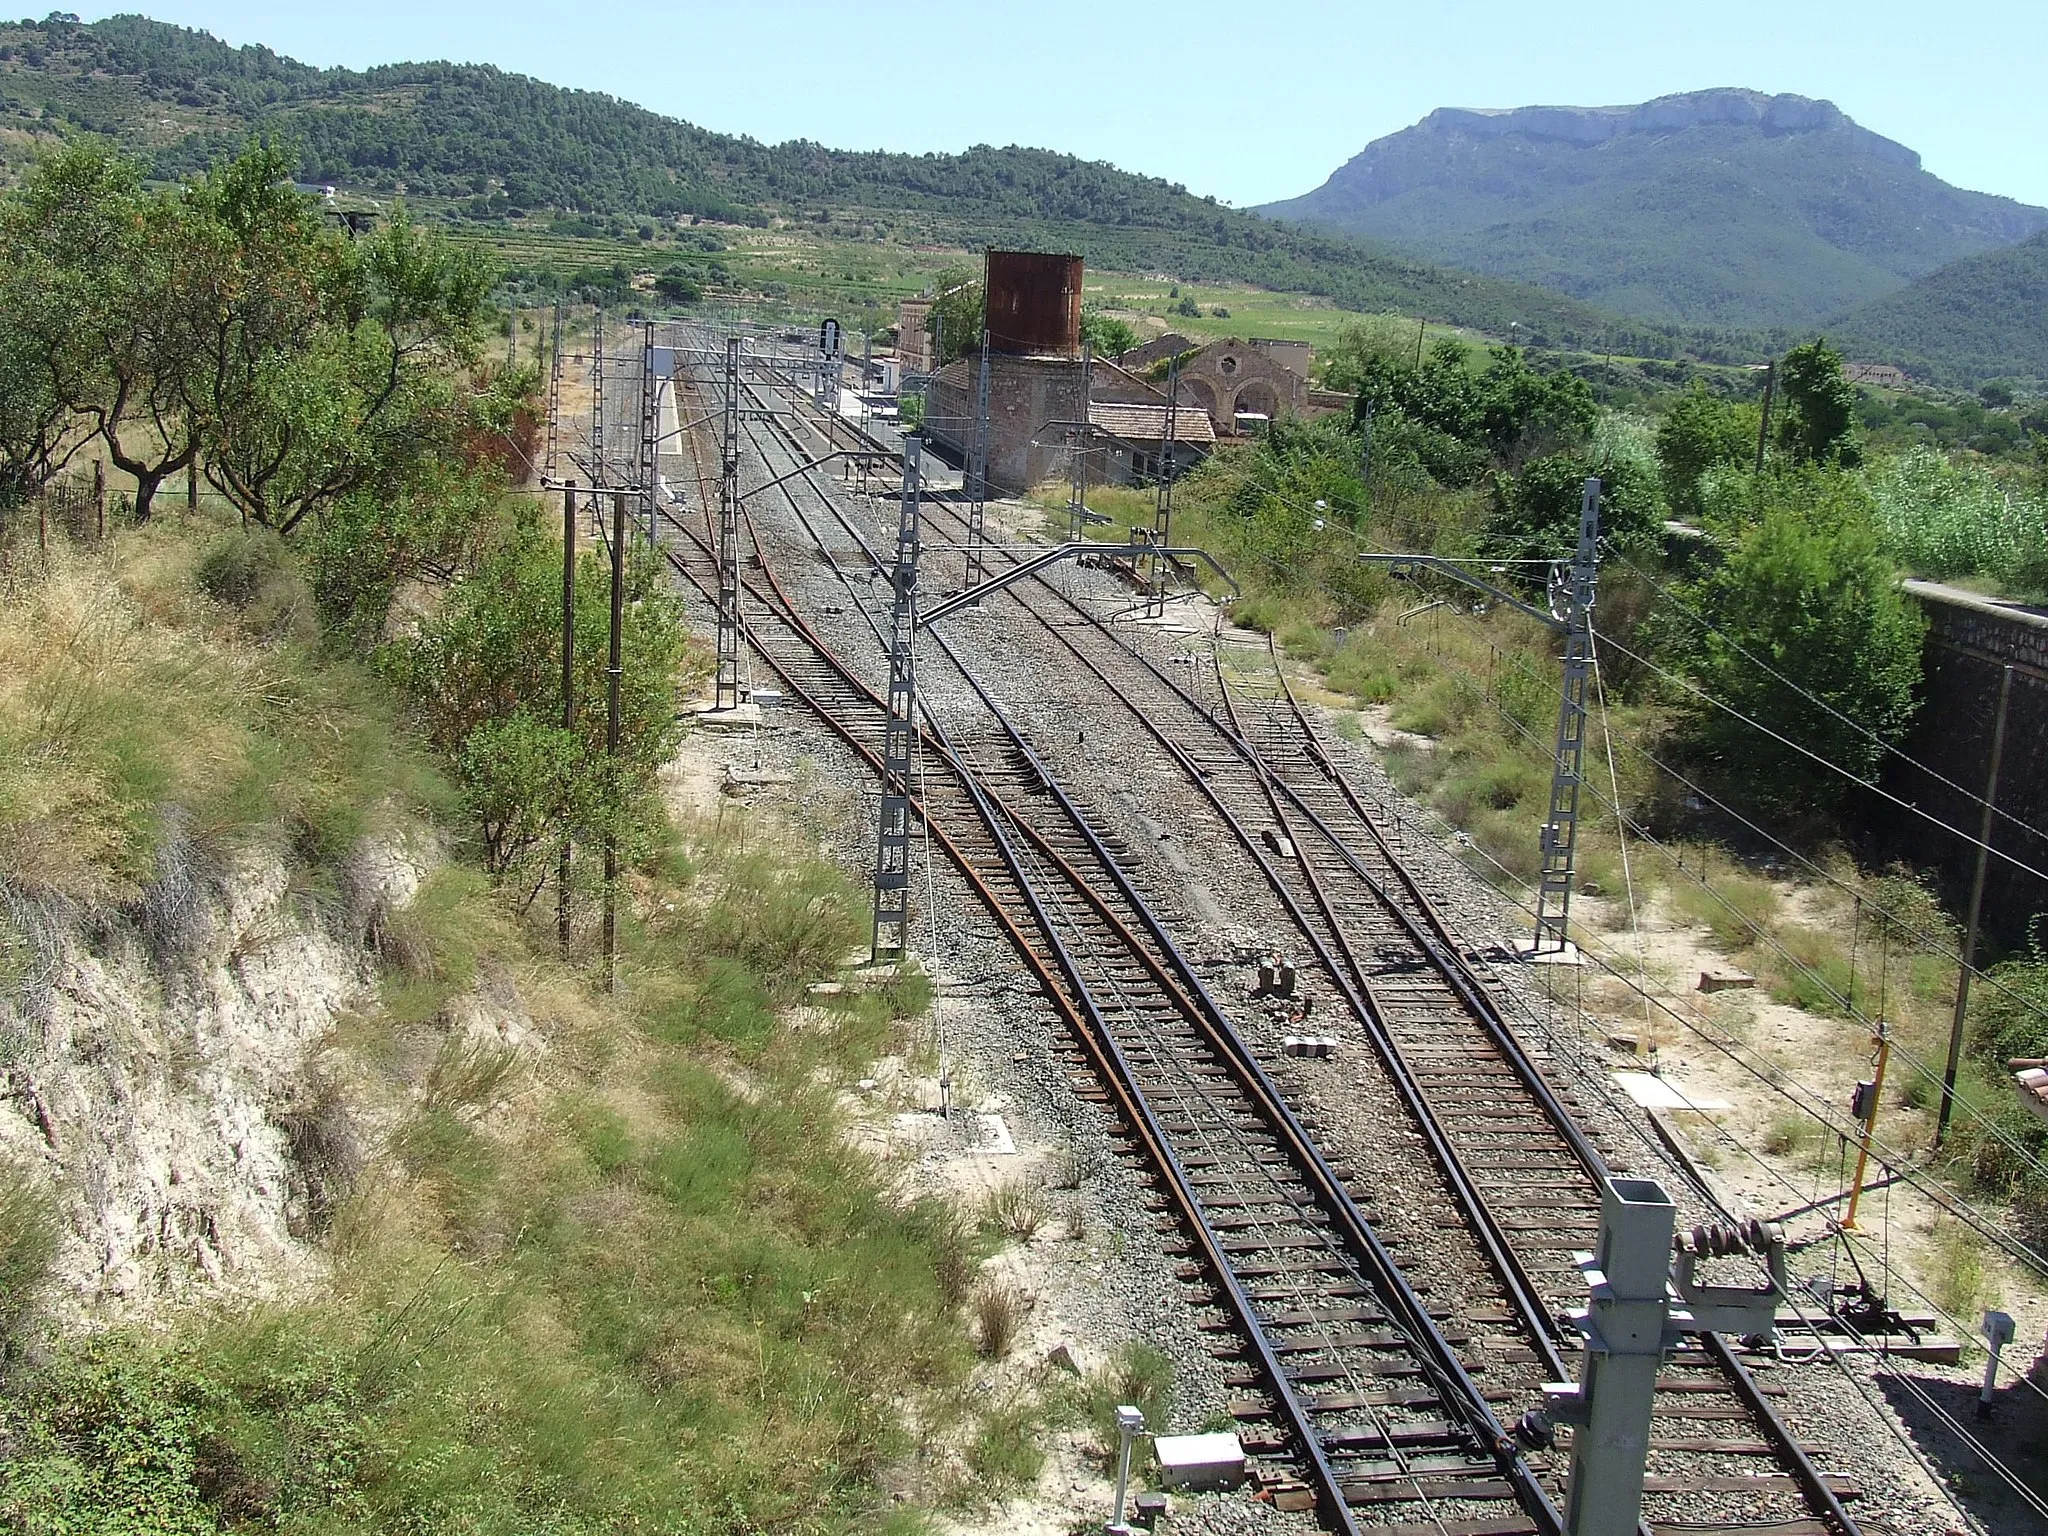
[661, 343, 1563, 1531]
[656, 339, 1862, 1536]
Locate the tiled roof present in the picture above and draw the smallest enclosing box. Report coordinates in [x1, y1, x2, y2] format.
[1089, 400, 1216, 444]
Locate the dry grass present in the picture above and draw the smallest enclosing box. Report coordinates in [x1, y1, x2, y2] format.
[0, 528, 445, 921]
[972, 1281, 1024, 1359]
[983, 1179, 1045, 1243]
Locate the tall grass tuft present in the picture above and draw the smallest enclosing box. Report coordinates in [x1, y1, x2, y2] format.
[1866, 450, 2048, 594]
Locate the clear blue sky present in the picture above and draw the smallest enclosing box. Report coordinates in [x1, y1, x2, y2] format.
[75, 0, 2048, 210]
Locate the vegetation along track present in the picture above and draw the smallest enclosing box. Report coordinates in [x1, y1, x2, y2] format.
[656, 340, 1860, 1535]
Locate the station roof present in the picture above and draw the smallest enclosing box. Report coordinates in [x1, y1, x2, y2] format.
[1090, 400, 1216, 445]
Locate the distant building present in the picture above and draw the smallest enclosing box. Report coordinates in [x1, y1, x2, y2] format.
[896, 297, 936, 376]
[925, 352, 1213, 493]
[1844, 361, 1908, 389]
[1246, 337, 1313, 380]
[1170, 339, 1311, 438]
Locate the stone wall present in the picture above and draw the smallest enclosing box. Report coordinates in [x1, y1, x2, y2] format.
[1879, 582, 2048, 945]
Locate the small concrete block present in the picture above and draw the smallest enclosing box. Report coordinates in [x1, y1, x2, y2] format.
[973, 1113, 1017, 1155]
[1134, 1491, 1169, 1527]
[1260, 829, 1296, 860]
[1698, 968, 1757, 993]
[1271, 1484, 1316, 1512]
[1154, 1431, 1246, 1492]
[806, 981, 845, 997]
[1282, 1036, 1338, 1059]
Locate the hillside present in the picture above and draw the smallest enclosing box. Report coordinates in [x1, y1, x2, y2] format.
[0, 14, 1757, 362]
[1832, 230, 2048, 386]
[1258, 89, 2048, 331]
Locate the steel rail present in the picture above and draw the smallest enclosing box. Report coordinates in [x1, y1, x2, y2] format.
[717, 374, 1565, 1528]
[661, 360, 1378, 1527]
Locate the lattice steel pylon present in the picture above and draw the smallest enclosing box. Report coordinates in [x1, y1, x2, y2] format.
[965, 333, 992, 592]
[588, 313, 606, 529]
[1066, 343, 1093, 543]
[1144, 357, 1181, 619]
[1532, 479, 1602, 955]
[637, 320, 659, 545]
[871, 437, 924, 962]
[713, 334, 745, 711]
[543, 303, 563, 484]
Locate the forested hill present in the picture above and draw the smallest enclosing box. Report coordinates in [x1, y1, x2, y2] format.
[0, 13, 1756, 362]
[1259, 90, 2048, 332]
[1833, 230, 2048, 386]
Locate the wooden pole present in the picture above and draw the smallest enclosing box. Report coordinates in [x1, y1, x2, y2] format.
[603, 488, 626, 992]
[93, 459, 104, 540]
[558, 482, 577, 960]
[1938, 663, 2013, 1145]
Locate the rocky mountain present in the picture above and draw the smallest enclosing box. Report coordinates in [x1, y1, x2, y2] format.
[0, 15, 1761, 364]
[1259, 89, 2048, 330]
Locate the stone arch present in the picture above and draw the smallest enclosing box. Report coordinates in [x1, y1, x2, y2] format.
[1182, 376, 1221, 428]
[1233, 379, 1281, 422]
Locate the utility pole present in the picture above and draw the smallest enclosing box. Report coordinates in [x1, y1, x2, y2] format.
[559, 481, 578, 960]
[1542, 1181, 1791, 1536]
[1940, 663, 2013, 1145]
[871, 437, 923, 962]
[966, 330, 992, 592]
[1533, 480, 1601, 956]
[603, 488, 627, 993]
[590, 312, 606, 523]
[1144, 357, 1179, 619]
[1067, 342, 1093, 543]
[712, 333, 744, 711]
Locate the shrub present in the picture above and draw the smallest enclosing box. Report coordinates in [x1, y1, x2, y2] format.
[983, 1179, 1044, 1243]
[1669, 469, 1924, 823]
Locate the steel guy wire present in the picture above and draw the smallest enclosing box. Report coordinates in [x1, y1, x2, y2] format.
[1466, 648, 2048, 1214]
[1481, 640, 2048, 1187]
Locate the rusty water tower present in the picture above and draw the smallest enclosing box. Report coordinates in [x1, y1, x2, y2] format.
[984, 250, 1082, 356]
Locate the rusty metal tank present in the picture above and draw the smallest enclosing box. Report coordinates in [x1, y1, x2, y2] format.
[983, 250, 1082, 356]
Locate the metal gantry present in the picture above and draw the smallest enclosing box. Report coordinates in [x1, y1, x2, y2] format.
[871, 436, 924, 961]
[1533, 479, 1601, 955]
[713, 334, 745, 711]
[637, 320, 660, 546]
[965, 332, 992, 592]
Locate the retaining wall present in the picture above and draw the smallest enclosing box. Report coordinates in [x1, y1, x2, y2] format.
[1880, 581, 2048, 946]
